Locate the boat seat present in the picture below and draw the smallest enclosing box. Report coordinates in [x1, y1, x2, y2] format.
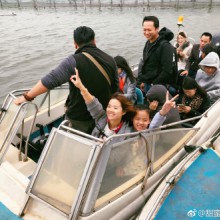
[15, 123, 50, 163]
[31, 123, 49, 147]
[15, 116, 64, 162]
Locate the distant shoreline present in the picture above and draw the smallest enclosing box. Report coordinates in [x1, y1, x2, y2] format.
[1, 1, 220, 10]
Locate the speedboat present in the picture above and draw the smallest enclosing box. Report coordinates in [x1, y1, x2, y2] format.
[0, 85, 220, 220]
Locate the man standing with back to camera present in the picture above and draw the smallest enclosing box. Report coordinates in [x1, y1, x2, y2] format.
[137, 16, 178, 95]
[15, 26, 119, 134]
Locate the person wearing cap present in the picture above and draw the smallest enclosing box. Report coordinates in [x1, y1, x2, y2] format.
[146, 85, 182, 129]
[181, 32, 212, 79]
[196, 52, 220, 104]
[14, 26, 119, 134]
[114, 56, 137, 104]
[177, 77, 210, 126]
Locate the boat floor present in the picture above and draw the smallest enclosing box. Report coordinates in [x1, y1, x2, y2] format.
[155, 149, 220, 219]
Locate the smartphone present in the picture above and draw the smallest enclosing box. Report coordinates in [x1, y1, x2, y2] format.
[177, 104, 185, 107]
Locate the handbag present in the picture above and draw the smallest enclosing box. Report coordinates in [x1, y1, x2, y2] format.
[82, 52, 111, 86]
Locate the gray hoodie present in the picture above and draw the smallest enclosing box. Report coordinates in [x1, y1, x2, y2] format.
[196, 52, 220, 104]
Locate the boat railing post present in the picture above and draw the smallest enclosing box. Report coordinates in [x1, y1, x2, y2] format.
[0, 93, 12, 124]
[139, 133, 153, 190]
[150, 133, 156, 172]
[23, 103, 38, 162]
[18, 119, 24, 161]
[48, 90, 51, 117]
[82, 0, 86, 10]
[147, 0, 150, 10]
[53, 0, 56, 9]
[33, 0, 38, 10]
[192, 0, 196, 8]
[142, 0, 145, 11]
[16, 0, 20, 8]
[74, 0, 77, 8]
[208, 0, 212, 12]
[98, 0, 101, 11]
[135, 0, 137, 6]
[0, 102, 28, 165]
[175, 0, 179, 10]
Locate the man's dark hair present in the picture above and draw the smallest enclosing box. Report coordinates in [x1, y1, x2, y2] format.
[201, 32, 213, 41]
[73, 26, 95, 46]
[142, 16, 159, 28]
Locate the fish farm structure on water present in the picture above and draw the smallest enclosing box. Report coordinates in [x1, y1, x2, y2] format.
[1, 0, 220, 10]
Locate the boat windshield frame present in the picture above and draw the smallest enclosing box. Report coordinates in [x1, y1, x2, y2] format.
[22, 122, 199, 218]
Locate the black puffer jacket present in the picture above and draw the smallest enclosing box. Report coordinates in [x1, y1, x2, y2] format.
[138, 27, 177, 86]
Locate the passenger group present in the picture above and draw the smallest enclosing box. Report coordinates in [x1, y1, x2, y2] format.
[15, 15, 220, 139]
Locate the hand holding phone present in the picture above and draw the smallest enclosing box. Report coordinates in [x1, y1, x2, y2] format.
[177, 104, 187, 113]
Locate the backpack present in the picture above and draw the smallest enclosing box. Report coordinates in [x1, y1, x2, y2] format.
[159, 40, 178, 88]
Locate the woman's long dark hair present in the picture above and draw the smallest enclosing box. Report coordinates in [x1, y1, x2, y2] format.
[114, 55, 136, 83]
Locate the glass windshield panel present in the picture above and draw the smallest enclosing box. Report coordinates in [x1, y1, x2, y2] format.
[97, 136, 148, 200]
[95, 128, 197, 208]
[31, 131, 93, 214]
[0, 97, 26, 157]
[153, 129, 197, 168]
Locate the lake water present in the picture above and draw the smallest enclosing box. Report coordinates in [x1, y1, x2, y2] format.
[1, 6, 220, 104]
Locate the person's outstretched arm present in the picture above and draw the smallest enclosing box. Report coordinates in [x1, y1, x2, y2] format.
[14, 56, 76, 105]
[71, 68, 106, 122]
[14, 80, 48, 105]
[149, 92, 178, 129]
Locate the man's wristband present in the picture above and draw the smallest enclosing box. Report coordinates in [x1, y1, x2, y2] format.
[23, 91, 35, 101]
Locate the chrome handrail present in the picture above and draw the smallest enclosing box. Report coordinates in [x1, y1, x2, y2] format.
[0, 92, 39, 164]
[23, 103, 38, 161]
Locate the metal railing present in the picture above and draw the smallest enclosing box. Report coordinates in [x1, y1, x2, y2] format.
[0, 93, 38, 164]
[0, 85, 68, 164]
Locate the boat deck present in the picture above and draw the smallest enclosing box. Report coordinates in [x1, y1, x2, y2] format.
[155, 149, 220, 219]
